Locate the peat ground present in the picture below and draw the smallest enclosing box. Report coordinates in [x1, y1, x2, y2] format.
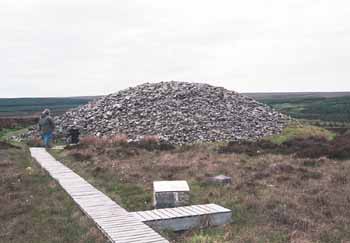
[0, 142, 106, 243]
[51, 135, 350, 243]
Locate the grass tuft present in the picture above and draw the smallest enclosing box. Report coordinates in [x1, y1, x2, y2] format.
[266, 125, 336, 145]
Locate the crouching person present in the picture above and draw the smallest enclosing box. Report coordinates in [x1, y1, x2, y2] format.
[38, 109, 55, 148]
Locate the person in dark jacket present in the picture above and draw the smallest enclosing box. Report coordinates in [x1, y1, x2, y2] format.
[38, 109, 55, 148]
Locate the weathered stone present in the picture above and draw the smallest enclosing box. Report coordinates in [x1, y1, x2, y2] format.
[208, 175, 232, 185]
[153, 181, 190, 209]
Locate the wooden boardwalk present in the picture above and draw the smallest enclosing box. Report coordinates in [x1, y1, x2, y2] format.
[131, 204, 232, 231]
[30, 148, 168, 243]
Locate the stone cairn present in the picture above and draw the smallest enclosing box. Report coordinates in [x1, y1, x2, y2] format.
[49, 81, 289, 144]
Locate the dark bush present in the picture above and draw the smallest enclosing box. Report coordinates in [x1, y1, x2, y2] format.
[0, 117, 38, 129]
[282, 137, 329, 158]
[303, 160, 321, 167]
[0, 141, 19, 150]
[106, 146, 139, 159]
[218, 140, 279, 155]
[218, 135, 350, 160]
[69, 150, 93, 161]
[129, 140, 175, 151]
[26, 137, 43, 147]
[328, 134, 350, 160]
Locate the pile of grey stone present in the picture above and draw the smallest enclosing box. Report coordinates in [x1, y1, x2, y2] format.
[53, 81, 289, 144]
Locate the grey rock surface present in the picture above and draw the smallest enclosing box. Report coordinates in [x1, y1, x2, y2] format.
[208, 175, 232, 185]
[51, 81, 289, 144]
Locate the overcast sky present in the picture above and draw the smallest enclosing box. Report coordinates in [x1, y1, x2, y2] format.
[1, 0, 350, 97]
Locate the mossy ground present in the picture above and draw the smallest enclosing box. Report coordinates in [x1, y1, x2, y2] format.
[265, 124, 336, 145]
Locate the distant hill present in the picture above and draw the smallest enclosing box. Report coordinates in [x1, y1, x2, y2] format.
[245, 92, 350, 100]
[245, 92, 350, 122]
[1, 92, 350, 122]
[0, 96, 98, 117]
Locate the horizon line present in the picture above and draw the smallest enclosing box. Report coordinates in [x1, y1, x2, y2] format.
[1, 90, 350, 99]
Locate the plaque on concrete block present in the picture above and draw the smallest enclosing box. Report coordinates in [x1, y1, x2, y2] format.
[153, 181, 190, 209]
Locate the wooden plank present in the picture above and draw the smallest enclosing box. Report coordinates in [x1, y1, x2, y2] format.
[109, 232, 166, 242]
[30, 148, 168, 243]
[129, 212, 145, 221]
[152, 209, 173, 218]
[95, 217, 140, 224]
[141, 211, 162, 221]
[168, 207, 188, 217]
[132, 204, 232, 231]
[149, 210, 170, 220]
[187, 205, 209, 214]
[207, 203, 231, 213]
[99, 221, 145, 228]
[134, 204, 232, 232]
[175, 206, 199, 216]
[72, 194, 110, 200]
[177, 206, 200, 215]
[87, 210, 126, 216]
[135, 212, 152, 221]
[162, 208, 179, 217]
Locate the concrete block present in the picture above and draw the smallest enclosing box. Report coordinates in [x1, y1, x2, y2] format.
[153, 181, 190, 209]
[146, 211, 232, 231]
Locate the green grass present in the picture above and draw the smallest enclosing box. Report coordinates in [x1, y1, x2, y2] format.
[110, 183, 152, 211]
[0, 128, 16, 139]
[265, 124, 336, 145]
[319, 225, 350, 243]
[188, 228, 226, 243]
[0, 127, 28, 140]
[50, 149, 152, 212]
[0, 145, 106, 242]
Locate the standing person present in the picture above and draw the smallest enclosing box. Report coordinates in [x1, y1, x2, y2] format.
[38, 109, 55, 148]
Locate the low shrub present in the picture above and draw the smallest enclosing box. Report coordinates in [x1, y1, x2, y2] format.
[218, 140, 279, 155]
[328, 134, 350, 160]
[218, 134, 350, 160]
[79, 136, 100, 146]
[69, 150, 94, 161]
[79, 135, 128, 148]
[0, 117, 38, 129]
[131, 135, 175, 151]
[331, 171, 348, 185]
[26, 136, 42, 147]
[77, 134, 175, 153]
[109, 134, 128, 145]
[130, 141, 175, 151]
[285, 137, 330, 158]
[139, 135, 160, 143]
[0, 141, 20, 150]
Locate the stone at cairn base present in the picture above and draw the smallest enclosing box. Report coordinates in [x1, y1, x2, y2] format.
[153, 181, 190, 209]
[208, 175, 232, 185]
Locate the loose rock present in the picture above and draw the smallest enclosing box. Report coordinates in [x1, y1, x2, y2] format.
[25, 81, 290, 144]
